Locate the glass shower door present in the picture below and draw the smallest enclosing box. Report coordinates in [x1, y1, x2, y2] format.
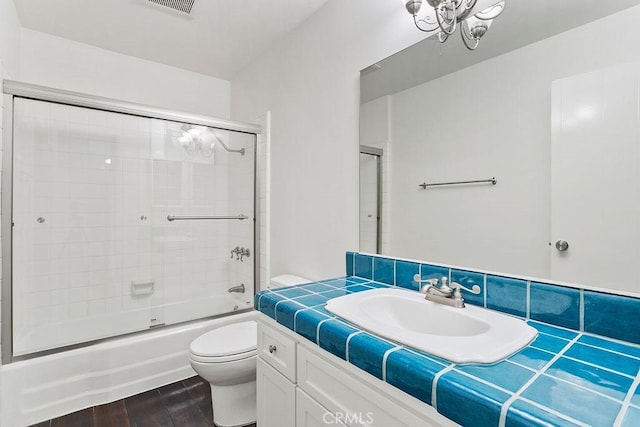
[149, 120, 256, 326]
[359, 151, 381, 254]
[11, 98, 255, 356]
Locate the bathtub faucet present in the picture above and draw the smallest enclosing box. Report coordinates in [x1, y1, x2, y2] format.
[228, 284, 245, 293]
[230, 246, 251, 261]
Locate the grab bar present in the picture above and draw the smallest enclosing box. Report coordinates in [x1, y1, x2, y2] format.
[167, 214, 249, 222]
[419, 177, 497, 189]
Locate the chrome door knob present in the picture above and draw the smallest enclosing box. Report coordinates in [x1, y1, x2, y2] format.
[555, 240, 569, 251]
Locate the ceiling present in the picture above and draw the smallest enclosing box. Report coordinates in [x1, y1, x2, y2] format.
[361, 0, 640, 103]
[13, 0, 329, 80]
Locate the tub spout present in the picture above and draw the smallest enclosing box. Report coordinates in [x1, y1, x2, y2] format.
[228, 284, 245, 293]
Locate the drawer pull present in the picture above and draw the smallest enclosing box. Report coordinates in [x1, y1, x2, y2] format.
[268, 344, 277, 353]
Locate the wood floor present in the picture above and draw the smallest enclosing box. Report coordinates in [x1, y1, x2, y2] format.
[30, 376, 257, 427]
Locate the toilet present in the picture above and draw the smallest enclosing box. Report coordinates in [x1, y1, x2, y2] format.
[189, 275, 311, 427]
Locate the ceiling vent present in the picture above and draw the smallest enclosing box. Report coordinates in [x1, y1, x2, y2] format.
[147, 0, 195, 14]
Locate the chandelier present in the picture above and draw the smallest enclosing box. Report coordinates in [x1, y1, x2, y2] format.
[404, 0, 505, 50]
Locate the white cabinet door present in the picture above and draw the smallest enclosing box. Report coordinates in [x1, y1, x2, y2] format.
[551, 63, 640, 292]
[296, 388, 346, 427]
[257, 358, 295, 427]
[297, 346, 453, 427]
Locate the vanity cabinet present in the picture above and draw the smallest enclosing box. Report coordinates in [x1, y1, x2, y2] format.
[257, 358, 296, 427]
[257, 315, 454, 427]
[296, 388, 346, 427]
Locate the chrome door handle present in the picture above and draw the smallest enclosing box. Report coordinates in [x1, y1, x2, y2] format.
[268, 345, 277, 353]
[555, 240, 569, 251]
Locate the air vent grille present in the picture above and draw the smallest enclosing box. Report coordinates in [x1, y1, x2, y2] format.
[147, 0, 195, 14]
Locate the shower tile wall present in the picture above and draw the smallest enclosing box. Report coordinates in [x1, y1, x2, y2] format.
[12, 98, 254, 355]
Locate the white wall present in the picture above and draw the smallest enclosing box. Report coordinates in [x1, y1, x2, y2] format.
[230, 0, 428, 280]
[0, 0, 21, 79]
[383, 6, 640, 280]
[19, 29, 230, 118]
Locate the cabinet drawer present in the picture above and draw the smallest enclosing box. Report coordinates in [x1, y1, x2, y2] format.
[258, 320, 297, 382]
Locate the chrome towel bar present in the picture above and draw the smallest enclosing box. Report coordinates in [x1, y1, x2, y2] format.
[167, 214, 249, 221]
[419, 177, 497, 189]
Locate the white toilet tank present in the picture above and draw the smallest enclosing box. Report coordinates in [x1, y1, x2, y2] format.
[269, 274, 312, 290]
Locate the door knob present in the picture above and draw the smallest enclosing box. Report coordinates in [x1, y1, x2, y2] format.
[555, 240, 569, 251]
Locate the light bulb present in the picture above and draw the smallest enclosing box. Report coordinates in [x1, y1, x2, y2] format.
[465, 15, 491, 39]
[178, 134, 191, 148]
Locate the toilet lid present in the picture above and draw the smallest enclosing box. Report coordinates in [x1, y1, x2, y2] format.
[190, 321, 257, 357]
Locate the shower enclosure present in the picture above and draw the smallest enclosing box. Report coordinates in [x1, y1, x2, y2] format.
[1, 81, 259, 361]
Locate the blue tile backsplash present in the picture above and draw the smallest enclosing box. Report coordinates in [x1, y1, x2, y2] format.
[529, 282, 580, 330]
[345, 252, 354, 276]
[373, 256, 394, 285]
[584, 290, 640, 344]
[345, 252, 640, 346]
[255, 252, 640, 427]
[354, 253, 373, 279]
[395, 260, 420, 291]
[419, 263, 449, 287]
[486, 275, 527, 317]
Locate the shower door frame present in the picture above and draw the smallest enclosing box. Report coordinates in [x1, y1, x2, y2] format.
[1, 80, 262, 364]
[359, 145, 383, 254]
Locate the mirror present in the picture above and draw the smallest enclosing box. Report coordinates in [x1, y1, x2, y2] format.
[359, 0, 640, 294]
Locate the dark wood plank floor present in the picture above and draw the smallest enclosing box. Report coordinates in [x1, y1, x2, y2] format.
[30, 376, 257, 427]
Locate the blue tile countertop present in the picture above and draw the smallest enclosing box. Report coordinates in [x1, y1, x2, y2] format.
[255, 277, 640, 427]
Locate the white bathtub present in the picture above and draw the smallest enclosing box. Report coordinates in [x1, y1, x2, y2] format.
[0, 310, 257, 427]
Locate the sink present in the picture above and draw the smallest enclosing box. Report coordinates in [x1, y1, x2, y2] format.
[324, 287, 537, 364]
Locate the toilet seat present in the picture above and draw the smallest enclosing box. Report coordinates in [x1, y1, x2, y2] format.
[190, 348, 257, 364]
[189, 320, 257, 363]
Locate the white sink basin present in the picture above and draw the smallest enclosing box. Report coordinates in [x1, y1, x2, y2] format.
[325, 287, 537, 364]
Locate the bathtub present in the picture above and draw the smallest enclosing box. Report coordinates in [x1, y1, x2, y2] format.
[0, 310, 257, 427]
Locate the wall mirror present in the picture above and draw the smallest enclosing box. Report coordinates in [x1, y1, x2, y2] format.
[359, 0, 640, 294]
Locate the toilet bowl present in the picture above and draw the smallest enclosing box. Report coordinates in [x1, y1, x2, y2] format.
[189, 275, 311, 427]
[189, 321, 257, 427]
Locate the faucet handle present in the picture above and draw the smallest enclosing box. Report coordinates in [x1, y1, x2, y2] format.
[450, 282, 481, 296]
[414, 275, 439, 294]
[413, 274, 439, 285]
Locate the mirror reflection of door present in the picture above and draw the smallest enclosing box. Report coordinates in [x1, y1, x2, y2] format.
[359, 147, 382, 254]
[551, 62, 640, 293]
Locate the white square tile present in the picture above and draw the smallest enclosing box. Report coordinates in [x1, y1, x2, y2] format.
[69, 301, 88, 318]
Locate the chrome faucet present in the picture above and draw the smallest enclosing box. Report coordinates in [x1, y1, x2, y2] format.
[413, 275, 481, 308]
[230, 246, 251, 261]
[228, 284, 246, 293]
